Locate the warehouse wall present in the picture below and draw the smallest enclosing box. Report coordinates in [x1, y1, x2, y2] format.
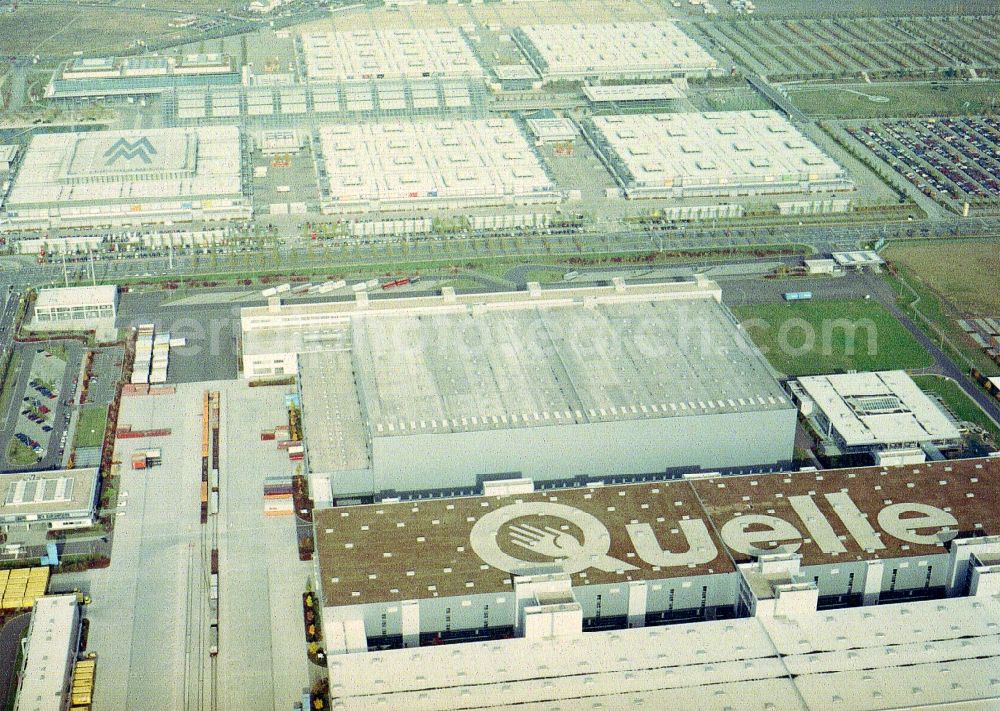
[368, 408, 797, 497]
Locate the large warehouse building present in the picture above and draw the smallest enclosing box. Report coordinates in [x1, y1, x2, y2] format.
[13, 595, 81, 711]
[583, 111, 854, 199]
[0, 126, 249, 232]
[241, 279, 797, 504]
[512, 22, 718, 82]
[790, 370, 962, 464]
[316, 457, 1000, 709]
[315, 118, 557, 213]
[45, 54, 239, 101]
[299, 29, 484, 82]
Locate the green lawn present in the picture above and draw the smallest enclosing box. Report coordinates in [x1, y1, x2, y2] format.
[912, 375, 1000, 441]
[731, 298, 934, 376]
[0, 352, 21, 420]
[6, 440, 39, 467]
[74, 406, 108, 450]
[786, 81, 1000, 118]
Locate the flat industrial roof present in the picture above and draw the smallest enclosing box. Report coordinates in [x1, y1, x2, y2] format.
[15, 595, 78, 711]
[35, 285, 117, 310]
[831, 250, 886, 266]
[6, 126, 243, 208]
[585, 111, 849, 192]
[796, 371, 961, 447]
[326, 593, 1000, 710]
[582, 83, 686, 102]
[317, 119, 553, 207]
[301, 29, 484, 82]
[299, 351, 370, 473]
[515, 22, 717, 78]
[315, 456, 999, 607]
[0, 468, 99, 519]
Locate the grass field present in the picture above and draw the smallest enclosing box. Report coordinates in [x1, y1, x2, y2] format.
[731, 298, 933, 376]
[74, 406, 108, 450]
[912, 374, 1000, 441]
[5, 440, 39, 467]
[884, 240, 1000, 316]
[786, 81, 1000, 118]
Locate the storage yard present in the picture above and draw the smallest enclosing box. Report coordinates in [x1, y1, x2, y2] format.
[73, 380, 310, 711]
[700, 15, 1000, 78]
[1, 126, 249, 232]
[583, 111, 853, 199]
[315, 118, 557, 213]
[847, 117, 1000, 215]
[512, 21, 718, 82]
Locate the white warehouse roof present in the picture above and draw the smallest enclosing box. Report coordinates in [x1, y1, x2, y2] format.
[796, 371, 961, 448]
[35, 285, 117, 309]
[317, 118, 555, 209]
[585, 111, 852, 197]
[326, 593, 1000, 710]
[15, 595, 79, 711]
[515, 22, 717, 79]
[6, 126, 243, 209]
[301, 29, 484, 82]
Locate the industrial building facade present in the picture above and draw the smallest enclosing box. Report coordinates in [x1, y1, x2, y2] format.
[315, 456, 1000, 700]
[1, 126, 249, 232]
[0, 469, 100, 532]
[583, 111, 853, 199]
[241, 280, 797, 504]
[32, 285, 118, 326]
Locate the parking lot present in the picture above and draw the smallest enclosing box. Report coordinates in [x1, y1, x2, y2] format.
[700, 15, 1000, 79]
[56, 380, 310, 711]
[847, 117, 1000, 215]
[2, 342, 82, 471]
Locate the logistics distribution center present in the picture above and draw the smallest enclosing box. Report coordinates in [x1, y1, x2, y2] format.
[300, 29, 485, 82]
[317, 457, 1000, 709]
[241, 280, 797, 504]
[315, 118, 557, 213]
[512, 22, 718, 82]
[583, 111, 854, 199]
[0, 126, 249, 232]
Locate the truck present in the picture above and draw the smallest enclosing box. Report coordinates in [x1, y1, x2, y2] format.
[209, 623, 219, 657]
[275, 283, 291, 294]
[783, 291, 813, 301]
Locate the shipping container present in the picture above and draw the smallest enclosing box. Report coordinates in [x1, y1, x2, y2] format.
[783, 291, 813, 301]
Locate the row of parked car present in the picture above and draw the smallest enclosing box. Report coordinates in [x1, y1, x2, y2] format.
[14, 432, 42, 454]
[848, 117, 1000, 213]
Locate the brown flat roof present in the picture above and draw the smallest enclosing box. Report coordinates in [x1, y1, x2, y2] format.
[315, 457, 1000, 607]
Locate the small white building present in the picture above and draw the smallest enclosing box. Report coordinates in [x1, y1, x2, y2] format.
[0, 468, 101, 532]
[14, 595, 80, 711]
[803, 258, 836, 275]
[791, 371, 962, 460]
[32, 285, 117, 335]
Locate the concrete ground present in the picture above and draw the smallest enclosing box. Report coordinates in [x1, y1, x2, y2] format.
[52, 379, 310, 711]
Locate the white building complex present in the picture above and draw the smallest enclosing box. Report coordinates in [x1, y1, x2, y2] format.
[1, 126, 249, 232]
[0, 469, 101, 533]
[300, 29, 484, 82]
[316, 457, 1000, 710]
[512, 22, 718, 82]
[315, 118, 557, 213]
[13, 595, 81, 711]
[241, 279, 797, 504]
[583, 111, 853, 199]
[31, 285, 117, 329]
[790, 371, 963, 463]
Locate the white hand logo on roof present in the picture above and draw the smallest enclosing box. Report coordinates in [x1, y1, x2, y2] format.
[508, 523, 586, 560]
[470, 502, 637, 575]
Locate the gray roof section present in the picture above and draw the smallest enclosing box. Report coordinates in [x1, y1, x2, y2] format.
[352, 295, 789, 437]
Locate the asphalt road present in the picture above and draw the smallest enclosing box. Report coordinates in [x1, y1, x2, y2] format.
[0, 612, 30, 704]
